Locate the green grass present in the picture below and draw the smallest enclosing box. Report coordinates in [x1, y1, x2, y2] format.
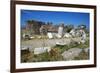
[32, 48, 63, 62]
[53, 45, 70, 54]
[74, 39, 89, 49]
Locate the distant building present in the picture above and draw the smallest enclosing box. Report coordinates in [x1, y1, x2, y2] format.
[26, 20, 45, 35]
[26, 20, 58, 35]
[40, 24, 58, 35]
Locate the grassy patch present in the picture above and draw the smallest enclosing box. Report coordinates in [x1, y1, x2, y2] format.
[74, 39, 89, 49]
[33, 48, 63, 62]
[53, 45, 71, 53]
[21, 48, 63, 62]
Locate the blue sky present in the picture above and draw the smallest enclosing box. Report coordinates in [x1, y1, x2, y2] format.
[21, 10, 90, 28]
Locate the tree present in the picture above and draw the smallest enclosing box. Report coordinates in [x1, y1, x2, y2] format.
[77, 24, 89, 34]
[78, 24, 86, 29]
[47, 22, 53, 25]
